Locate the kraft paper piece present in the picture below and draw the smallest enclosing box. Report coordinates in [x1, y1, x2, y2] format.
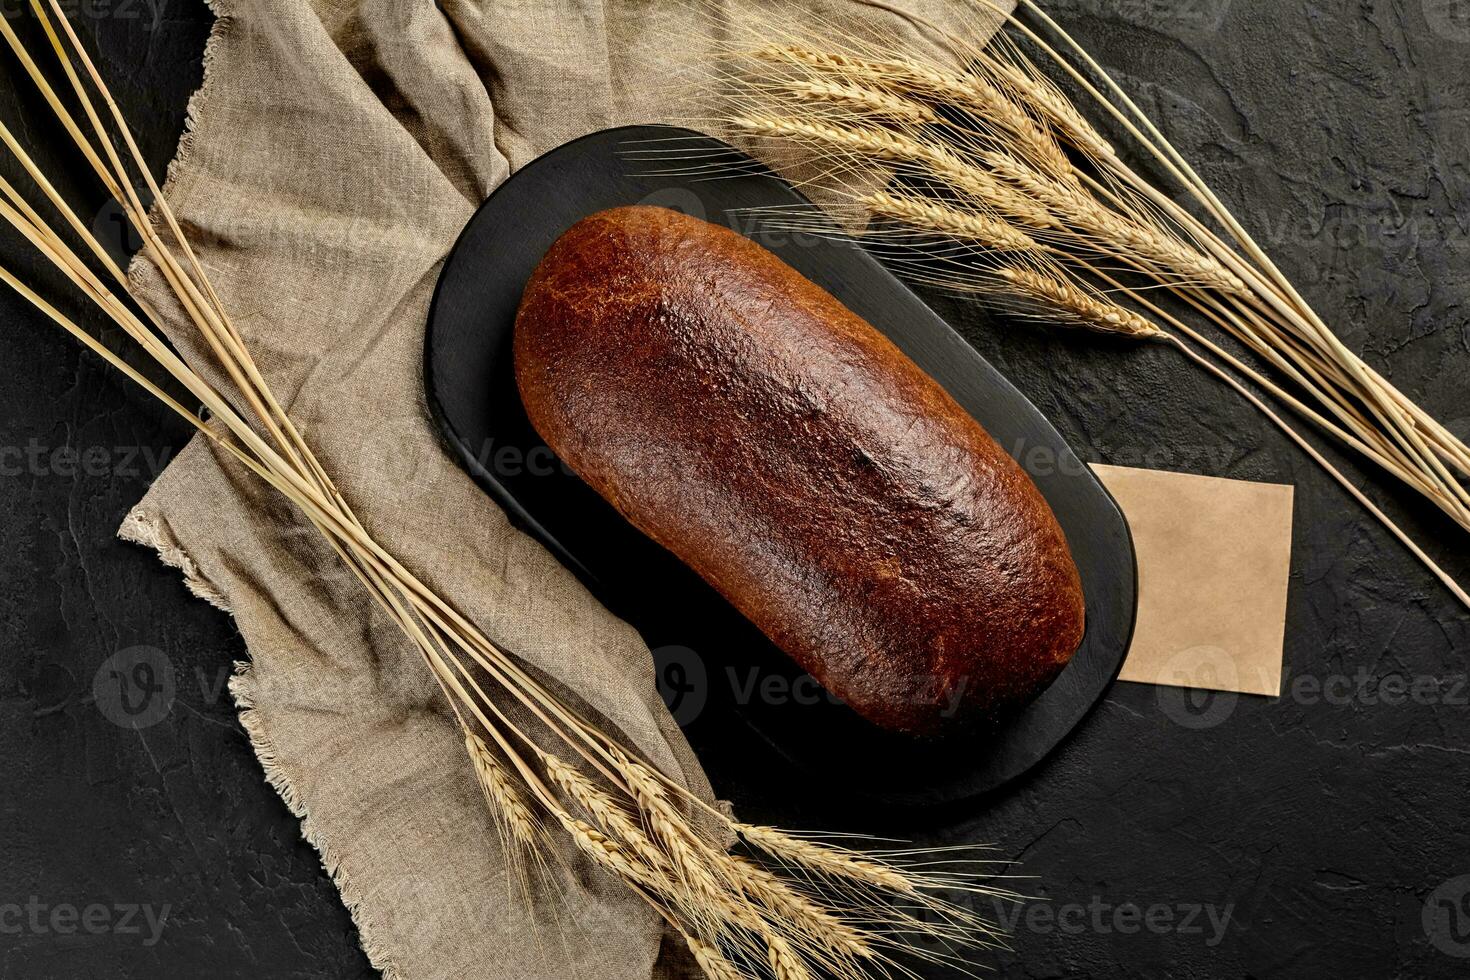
[1093, 464, 1294, 698]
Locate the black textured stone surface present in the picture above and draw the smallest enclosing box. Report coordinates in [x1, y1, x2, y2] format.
[1, 3, 1467, 979]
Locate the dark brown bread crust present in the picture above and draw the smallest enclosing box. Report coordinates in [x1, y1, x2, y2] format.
[514, 206, 1085, 735]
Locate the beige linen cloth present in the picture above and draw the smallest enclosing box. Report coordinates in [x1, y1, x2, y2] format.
[120, 1, 1009, 978]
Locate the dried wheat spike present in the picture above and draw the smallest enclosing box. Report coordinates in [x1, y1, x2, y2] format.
[560, 815, 661, 888]
[997, 266, 1161, 339]
[732, 856, 873, 960]
[982, 150, 1248, 294]
[559, 751, 866, 958]
[735, 823, 917, 894]
[862, 190, 1040, 252]
[732, 114, 1052, 228]
[753, 44, 1071, 176]
[778, 79, 937, 124]
[544, 754, 674, 879]
[610, 751, 746, 932]
[984, 56, 1117, 162]
[766, 933, 815, 980]
[687, 937, 744, 980]
[465, 732, 539, 852]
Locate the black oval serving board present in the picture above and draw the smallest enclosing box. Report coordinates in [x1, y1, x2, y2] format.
[426, 125, 1137, 807]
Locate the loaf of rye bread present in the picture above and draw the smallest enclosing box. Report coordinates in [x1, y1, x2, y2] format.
[513, 206, 1085, 735]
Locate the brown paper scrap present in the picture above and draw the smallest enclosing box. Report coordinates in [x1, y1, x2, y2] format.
[1094, 464, 1293, 698]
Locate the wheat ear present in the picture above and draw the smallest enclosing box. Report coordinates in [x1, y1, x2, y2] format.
[752, 43, 1071, 176]
[776, 79, 937, 124]
[466, 731, 541, 852]
[732, 113, 1053, 228]
[862, 190, 1040, 252]
[731, 857, 873, 960]
[997, 266, 1161, 339]
[980, 149, 1248, 294]
[688, 937, 745, 980]
[766, 933, 815, 980]
[981, 51, 1116, 161]
[735, 824, 918, 895]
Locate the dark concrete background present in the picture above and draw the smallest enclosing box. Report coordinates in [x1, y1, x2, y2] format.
[0, 1, 1467, 978]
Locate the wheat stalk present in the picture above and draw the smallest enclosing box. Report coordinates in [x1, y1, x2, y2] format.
[0, 3, 1013, 978]
[998, 1, 1470, 485]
